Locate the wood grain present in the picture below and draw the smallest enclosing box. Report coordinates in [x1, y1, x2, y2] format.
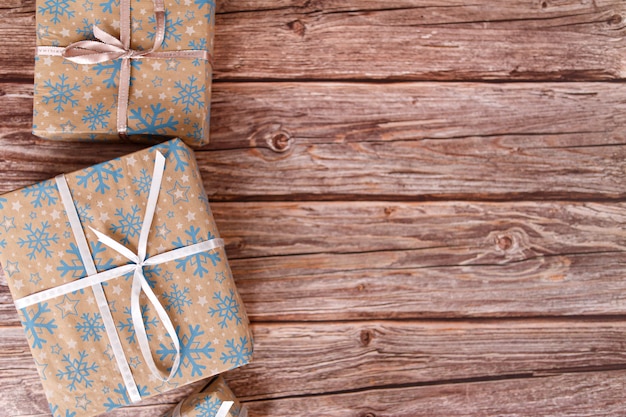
[4, 319, 626, 413]
[1, 82, 625, 200]
[2, 0, 625, 80]
[3, 201, 626, 323]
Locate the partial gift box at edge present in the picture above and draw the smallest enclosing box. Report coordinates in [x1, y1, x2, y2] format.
[0, 139, 253, 417]
[33, 0, 216, 147]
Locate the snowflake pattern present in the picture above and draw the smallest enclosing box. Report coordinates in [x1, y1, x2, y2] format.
[82, 102, 111, 130]
[157, 139, 191, 172]
[162, 283, 192, 314]
[209, 289, 242, 329]
[132, 168, 152, 196]
[221, 336, 253, 368]
[193, 397, 220, 417]
[42, 74, 80, 113]
[148, 9, 183, 48]
[0, 196, 6, 209]
[17, 221, 59, 260]
[99, 0, 118, 14]
[195, 0, 215, 19]
[157, 324, 215, 377]
[93, 60, 142, 89]
[19, 303, 58, 349]
[21, 179, 58, 208]
[103, 383, 150, 411]
[56, 350, 99, 392]
[38, 0, 76, 24]
[116, 305, 157, 344]
[173, 75, 206, 114]
[75, 312, 105, 341]
[128, 103, 179, 135]
[109, 204, 141, 245]
[76, 160, 123, 194]
[76, 17, 101, 39]
[73, 201, 94, 224]
[172, 226, 220, 278]
[57, 241, 115, 278]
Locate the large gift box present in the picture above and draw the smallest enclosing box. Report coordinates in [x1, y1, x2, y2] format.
[33, 0, 216, 147]
[0, 139, 252, 417]
[163, 376, 248, 417]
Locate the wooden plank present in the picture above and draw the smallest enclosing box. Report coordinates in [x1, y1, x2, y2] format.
[3, 320, 626, 413]
[1, 82, 626, 199]
[2, 201, 626, 323]
[241, 370, 626, 417]
[2, 1, 625, 80]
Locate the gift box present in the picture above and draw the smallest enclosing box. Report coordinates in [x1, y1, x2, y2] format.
[32, 0, 216, 147]
[0, 139, 252, 417]
[163, 376, 248, 417]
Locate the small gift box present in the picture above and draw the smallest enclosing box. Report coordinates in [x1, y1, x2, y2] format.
[163, 376, 248, 417]
[0, 139, 252, 417]
[33, 0, 216, 147]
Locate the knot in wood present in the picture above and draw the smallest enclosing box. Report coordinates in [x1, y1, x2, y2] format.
[362, 413, 376, 417]
[360, 329, 373, 346]
[608, 14, 622, 25]
[496, 235, 513, 251]
[287, 19, 306, 37]
[267, 130, 293, 153]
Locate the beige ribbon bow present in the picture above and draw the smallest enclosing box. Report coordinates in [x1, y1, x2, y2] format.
[37, 0, 210, 138]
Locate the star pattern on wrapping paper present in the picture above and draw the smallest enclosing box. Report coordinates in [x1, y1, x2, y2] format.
[60, 120, 76, 133]
[166, 181, 190, 205]
[155, 223, 171, 239]
[1, 216, 16, 231]
[55, 295, 80, 318]
[4, 260, 20, 277]
[165, 59, 180, 71]
[75, 393, 91, 410]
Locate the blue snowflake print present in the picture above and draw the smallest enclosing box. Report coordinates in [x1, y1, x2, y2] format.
[0, 239, 6, 254]
[103, 383, 150, 411]
[209, 289, 242, 329]
[156, 139, 191, 172]
[82, 102, 111, 130]
[148, 10, 183, 48]
[193, 397, 220, 417]
[21, 179, 58, 208]
[172, 226, 221, 278]
[49, 404, 77, 417]
[132, 168, 152, 196]
[116, 305, 157, 344]
[57, 241, 115, 279]
[110, 204, 141, 245]
[127, 103, 179, 135]
[43, 74, 80, 113]
[157, 324, 215, 377]
[93, 60, 142, 89]
[38, 0, 76, 24]
[19, 303, 57, 349]
[76, 160, 123, 194]
[221, 336, 253, 368]
[190, 121, 204, 142]
[0, 196, 6, 209]
[173, 75, 206, 115]
[75, 312, 105, 341]
[162, 283, 192, 314]
[17, 221, 59, 260]
[76, 17, 101, 39]
[73, 201, 94, 224]
[56, 350, 99, 392]
[195, 0, 215, 19]
[188, 39, 207, 66]
[99, 0, 118, 13]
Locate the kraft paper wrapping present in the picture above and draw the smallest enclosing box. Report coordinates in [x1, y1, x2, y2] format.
[163, 376, 247, 417]
[0, 139, 252, 417]
[33, 0, 216, 147]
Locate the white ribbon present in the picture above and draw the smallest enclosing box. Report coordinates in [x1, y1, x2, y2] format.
[14, 151, 224, 403]
[172, 399, 234, 417]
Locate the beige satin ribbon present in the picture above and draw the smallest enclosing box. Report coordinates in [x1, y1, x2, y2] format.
[36, 0, 211, 138]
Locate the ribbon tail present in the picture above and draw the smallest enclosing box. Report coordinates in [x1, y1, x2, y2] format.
[216, 401, 234, 417]
[131, 268, 181, 381]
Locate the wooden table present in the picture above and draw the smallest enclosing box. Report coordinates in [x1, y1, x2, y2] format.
[2, 1, 626, 415]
